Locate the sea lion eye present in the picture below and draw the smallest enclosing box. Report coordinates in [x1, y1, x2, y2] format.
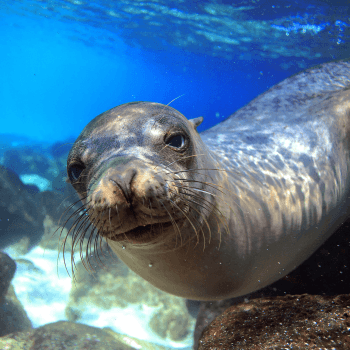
[68, 163, 85, 182]
[165, 134, 185, 149]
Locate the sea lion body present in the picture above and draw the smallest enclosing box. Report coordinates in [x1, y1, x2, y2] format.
[67, 61, 350, 300]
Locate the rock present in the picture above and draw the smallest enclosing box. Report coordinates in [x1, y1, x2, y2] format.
[0, 321, 136, 349]
[185, 299, 201, 319]
[149, 306, 192, 341]
[0, 252, 16, 303]
[0, 253, 32, 337]
[0, 166, 45, 250]
[194, 297, 246, 348]
[0, 285, 33, 337]
[3, 148, 53, 180]
[198, 294, 350, 349]
[194, 215, 350, 348]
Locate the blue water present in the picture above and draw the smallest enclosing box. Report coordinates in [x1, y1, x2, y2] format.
[1, 0, 348, 143]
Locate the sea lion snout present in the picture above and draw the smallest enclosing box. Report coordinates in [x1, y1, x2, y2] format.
[103, 166, 137, 206]
[87, 157, 182, 239]
[92, 159, 176, 206]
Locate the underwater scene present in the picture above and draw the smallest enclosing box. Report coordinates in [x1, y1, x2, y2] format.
[0, 0, 350, 349]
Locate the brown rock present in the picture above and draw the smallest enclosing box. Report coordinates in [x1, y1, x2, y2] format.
[0, 252, 32, 337]
[0, 285, 32, 337]
[198, 294, 350, 349]
[193, 297, 246, 348]
[0, 321, 135, 350]
[194, 215, 350, 348]
[0, 252, 16, 303]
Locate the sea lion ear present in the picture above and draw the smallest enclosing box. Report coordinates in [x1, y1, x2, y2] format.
[189, 116, 203, 130]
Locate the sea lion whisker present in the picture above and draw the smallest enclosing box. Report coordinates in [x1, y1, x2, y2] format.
[167, 189, 209, 250]
[84, 221, 102, 273]
[68, 209, 94, 250]
[161, 154, 205, 170]
[115, 204, 121, 226]
[169, 200, 180, 248]
[60, 217, 86, 283]
[86, 233, 105, 278]
[173, 168, 227, 173]
[171, 198, 201, 248]
[179, 192, 224, 249]
[57, 196, 90, 230]
[94, 233, 112, 269]
[165, 196, 201, 247]
[63, 203, 101, 281]
[180, 184, 238, 220]
[153, 94, 186, 128]
[170, 189, 213, 246]
[174, 178, 227, 196]
[57, 192, 88, 215]
[59, 232, 73, 280]
[58, 200, 92, 239]
[193, 194, 225, 247]
[173, 178, 241, 212]
[157, 199, 184, 248]
[165, 168, 228, 182]
[77, 220, 98, 272]
[70, 219, 90, 255]
[58, 206, 89, 265]
[88, 235, 107, 275]
[81, 218, 101, 274]
[108, 208, 112, 228]
[173, 185, 230, 240]
[152, 156, 205, 176]
[166, 94, 185, 107]
[69, 218, 92, 274]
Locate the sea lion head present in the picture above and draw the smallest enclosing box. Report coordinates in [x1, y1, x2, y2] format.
[66, 102, 215, 247]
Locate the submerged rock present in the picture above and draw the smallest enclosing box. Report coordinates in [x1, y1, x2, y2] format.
[198, 294, 350, 349]
[194, 215, 350, 348]
[3, 148, 53, 180]
[0, 166, 45, 250]
[0, 253, 32, 337]
[0, 321, 136, 350]
[0, 285, 33, 337]
[0, 252, 16, 302]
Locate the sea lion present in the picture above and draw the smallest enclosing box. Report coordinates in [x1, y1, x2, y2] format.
[66, 60, 350, 301]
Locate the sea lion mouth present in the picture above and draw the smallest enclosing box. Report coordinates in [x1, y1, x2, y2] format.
[108, 221, 176, 243]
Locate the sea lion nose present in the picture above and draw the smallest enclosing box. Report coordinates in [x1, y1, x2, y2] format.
[93, 158, 172, 212]
[107, 168, 137, 204]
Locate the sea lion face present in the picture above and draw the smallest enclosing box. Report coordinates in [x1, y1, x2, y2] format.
[67, 102, 207, 245]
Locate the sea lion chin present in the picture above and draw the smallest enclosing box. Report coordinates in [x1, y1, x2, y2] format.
[66, 61, 350, 301]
